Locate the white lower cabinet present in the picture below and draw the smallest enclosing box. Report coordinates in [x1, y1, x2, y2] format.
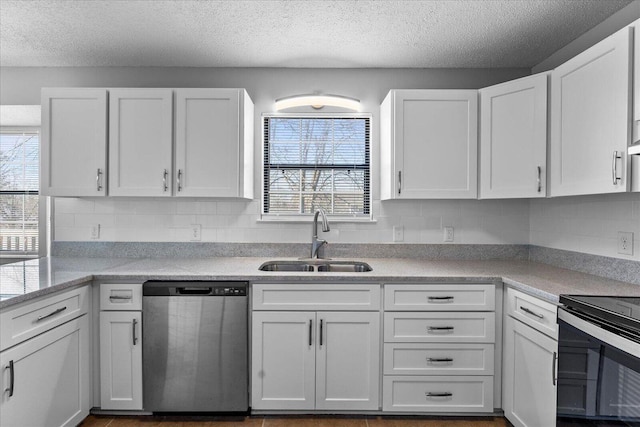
[0, 315, 90, 427]
[503, 305, 558, 427]
[382, 284, 496, 414]
[383, 376, 494, 412]
[252, 310, 380, 411]
[99, 282, 143, 410]
[99, 311, 143, 410]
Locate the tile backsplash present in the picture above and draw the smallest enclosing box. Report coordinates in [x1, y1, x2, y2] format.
[53, 198, 531, 245]
[529, 193, 640, 261]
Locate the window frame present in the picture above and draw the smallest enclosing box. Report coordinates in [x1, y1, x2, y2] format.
[0, 126, 46, 259]
[261, 112, 373, 222]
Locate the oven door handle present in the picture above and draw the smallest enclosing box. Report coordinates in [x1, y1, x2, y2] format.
[558, 308, 640, 357]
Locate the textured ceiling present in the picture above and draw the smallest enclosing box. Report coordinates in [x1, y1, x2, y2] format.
[0, 0, 634, 68]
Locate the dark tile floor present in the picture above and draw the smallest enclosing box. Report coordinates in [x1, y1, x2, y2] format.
[80, 415, 511, 427]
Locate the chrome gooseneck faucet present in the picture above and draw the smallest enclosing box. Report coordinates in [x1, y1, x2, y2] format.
[310, 208, 330, 259]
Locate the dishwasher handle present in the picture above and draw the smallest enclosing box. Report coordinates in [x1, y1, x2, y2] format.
[176, 287, 213, 295]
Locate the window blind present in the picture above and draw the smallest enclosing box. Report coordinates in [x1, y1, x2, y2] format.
[0, 130, 39, 254]
[263, 116, 370, 216]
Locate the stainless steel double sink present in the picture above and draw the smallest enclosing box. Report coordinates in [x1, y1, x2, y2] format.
[259, 259, 372, 273]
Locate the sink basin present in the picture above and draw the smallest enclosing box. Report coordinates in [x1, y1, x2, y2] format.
[259, 260, 372, 273]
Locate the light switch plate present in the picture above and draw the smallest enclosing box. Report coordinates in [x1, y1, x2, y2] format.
[90, 224, 100, 239]
[393, 226, 404, 242]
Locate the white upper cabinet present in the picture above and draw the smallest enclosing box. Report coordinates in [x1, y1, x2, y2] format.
[174, 89, 253, 198]
[41, 88, 108, 197]
[479, 73, 548, 199]
[550, 26, 632, 197]
[108, 89, 173, 197]
[381, 90, 478, 199]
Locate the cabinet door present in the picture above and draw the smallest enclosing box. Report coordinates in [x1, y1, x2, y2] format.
[99, 311, 142, 410]
[175, 89, 249, 197]
[0, 315, 89, 427]
[387, 90, 478, 199]
[41, 88, 107, 196]
[550, 27, 632, 196]
[315, 311, 380, 410]
[503, 316, 557, 427]
[633, 18, 640, 144]
[109, 89, 173, 196]
[480, 74, 548, 198]
[251, 311, 316, 410]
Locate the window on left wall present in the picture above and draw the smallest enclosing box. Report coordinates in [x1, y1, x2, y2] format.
[0, 129, 40, 255]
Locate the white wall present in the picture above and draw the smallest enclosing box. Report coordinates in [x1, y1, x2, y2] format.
[528, 1, 640, 262]
[530, 194, 640, 261]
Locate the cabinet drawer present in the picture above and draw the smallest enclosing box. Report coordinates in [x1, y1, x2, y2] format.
[384, 343, 494, 376]
[507, 287, 558, 339]
[1, 286, 90, 351]
[252, 284, 380, 311]
[382, 375, 494, 412]
[100, 283, 142, 311]
[384, 284, 495, 311]
[384, 312, 495, 343]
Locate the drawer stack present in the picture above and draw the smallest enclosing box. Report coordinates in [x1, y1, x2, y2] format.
[382, 283, 496, 413]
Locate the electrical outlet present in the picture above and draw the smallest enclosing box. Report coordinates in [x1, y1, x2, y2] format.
[443, 226, 454, 243]
[618, 231, 633, 255]
[393, 226, 404, 242]
[190, 224, 202, 241]
[90, 224, 100, 239]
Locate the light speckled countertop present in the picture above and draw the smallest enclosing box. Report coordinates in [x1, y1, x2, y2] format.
[1, 256, 639, 310]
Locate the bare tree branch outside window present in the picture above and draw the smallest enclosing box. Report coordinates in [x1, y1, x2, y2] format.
[264, 117, 370, 216]
[0, 131, 39, 253]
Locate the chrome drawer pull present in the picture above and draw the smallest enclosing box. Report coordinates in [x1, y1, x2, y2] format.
[309, 319, 313, 346]
[132, 319, 138, 346]
[427, 357, 453, 363]
[552, 351, 557, 386]
[96, 168, 103, 191]
[426, 392, 453, 398]
[537, 166, 542, 193]
[177, 169, 183, 192]
[520, 306, 544, 319]
[163, 169, 168, 192]
[612, 151, 621, 185]
[5, 361, 14, 397]
[36, 306, 67, 322]
[109, 295, 132, 300]
[428, 296, 454, 302]
[428, 326, 454, 331]
[398, 171, 402, 195]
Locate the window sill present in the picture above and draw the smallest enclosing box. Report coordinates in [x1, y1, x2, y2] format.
[258, 214, 376, 224]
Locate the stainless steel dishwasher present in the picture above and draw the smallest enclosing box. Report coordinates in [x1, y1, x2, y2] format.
[142, 281, 248, 413]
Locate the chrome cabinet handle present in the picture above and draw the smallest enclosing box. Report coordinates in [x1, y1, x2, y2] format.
[132, 319, 138, 346]
[520, 306, 544, 319]
[427, 326, 454, 332]
[5, 361, 14, 397]
[426, 392, 452, 398]
[96, 168, 103, 191]
[309, 319, 313, 346]
[319, 319, 323, 346]
[427, 357, 453, 363]
[552, 351, 557, 386]
[177, 169, 183, 192]
[163, 169, 168, 192]
[398, 171, 402, 195]
[37, 306, 67, 322]
[612, 151, 621, 185]
[428, 296, 454, 302]
[109, 295, 132, 300]
[537, 166, 542, 193]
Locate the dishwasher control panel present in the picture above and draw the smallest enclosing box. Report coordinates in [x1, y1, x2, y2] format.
[214, 286, 247, 296]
